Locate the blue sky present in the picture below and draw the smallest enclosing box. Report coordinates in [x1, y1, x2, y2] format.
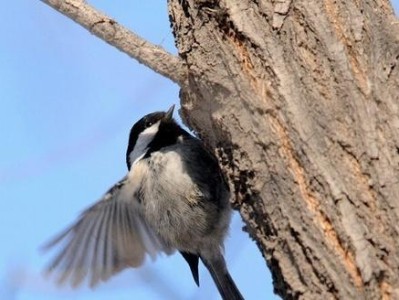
[0, 1, 397, 300]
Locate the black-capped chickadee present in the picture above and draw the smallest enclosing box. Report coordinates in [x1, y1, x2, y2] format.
[43, 105, 244, 300]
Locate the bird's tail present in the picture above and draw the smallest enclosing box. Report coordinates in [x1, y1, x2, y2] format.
[201, 254, 244, 300]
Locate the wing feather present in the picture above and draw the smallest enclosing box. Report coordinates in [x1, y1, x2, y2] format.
[43, 176, 173, 287]
[89, 206, 110, 287]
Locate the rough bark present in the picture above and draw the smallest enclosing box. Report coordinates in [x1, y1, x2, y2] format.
[167, 0, 399, 299]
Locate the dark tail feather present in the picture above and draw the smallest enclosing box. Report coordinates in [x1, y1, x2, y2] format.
[180, 251, 200, 286]
[201, 254, 244, 300]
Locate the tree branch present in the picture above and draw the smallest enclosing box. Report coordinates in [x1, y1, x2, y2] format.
[41, 0, 187, 85]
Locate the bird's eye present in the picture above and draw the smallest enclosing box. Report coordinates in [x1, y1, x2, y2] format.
[145, 120, 153, 127]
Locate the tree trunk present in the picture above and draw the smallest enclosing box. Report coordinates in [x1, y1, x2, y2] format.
[167, 0, 399, 299]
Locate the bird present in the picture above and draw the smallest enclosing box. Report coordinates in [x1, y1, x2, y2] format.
[43, 105, 244, 300]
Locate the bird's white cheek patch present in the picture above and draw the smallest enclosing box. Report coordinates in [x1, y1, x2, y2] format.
[129, 121, 160, 166]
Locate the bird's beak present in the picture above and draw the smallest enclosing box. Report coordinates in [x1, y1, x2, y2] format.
[165, 105, 175, 121]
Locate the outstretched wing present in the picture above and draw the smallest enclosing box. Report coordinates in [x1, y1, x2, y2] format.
[42, 177, 173, 288]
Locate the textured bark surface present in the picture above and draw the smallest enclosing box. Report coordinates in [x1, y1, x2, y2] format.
[168, 0, 399, 299]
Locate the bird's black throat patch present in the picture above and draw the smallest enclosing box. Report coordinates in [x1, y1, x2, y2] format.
[144, 120, 191, 158]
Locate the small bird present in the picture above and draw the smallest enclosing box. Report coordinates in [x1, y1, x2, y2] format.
[43, 105, 244, 300]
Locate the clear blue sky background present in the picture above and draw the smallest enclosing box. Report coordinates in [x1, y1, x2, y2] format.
[0, 1, 397, 300]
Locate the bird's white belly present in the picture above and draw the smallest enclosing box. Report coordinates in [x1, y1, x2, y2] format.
[138, 150, 211, 251]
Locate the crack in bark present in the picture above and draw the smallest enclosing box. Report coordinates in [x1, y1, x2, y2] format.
[272, 0, 292, 30]
[289, 227, 340, 299]
[386, 54, 399, 79]
[337, 140, 377, 211]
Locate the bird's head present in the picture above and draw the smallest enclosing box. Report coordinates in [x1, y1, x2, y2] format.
[126, 105, 187, 170]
